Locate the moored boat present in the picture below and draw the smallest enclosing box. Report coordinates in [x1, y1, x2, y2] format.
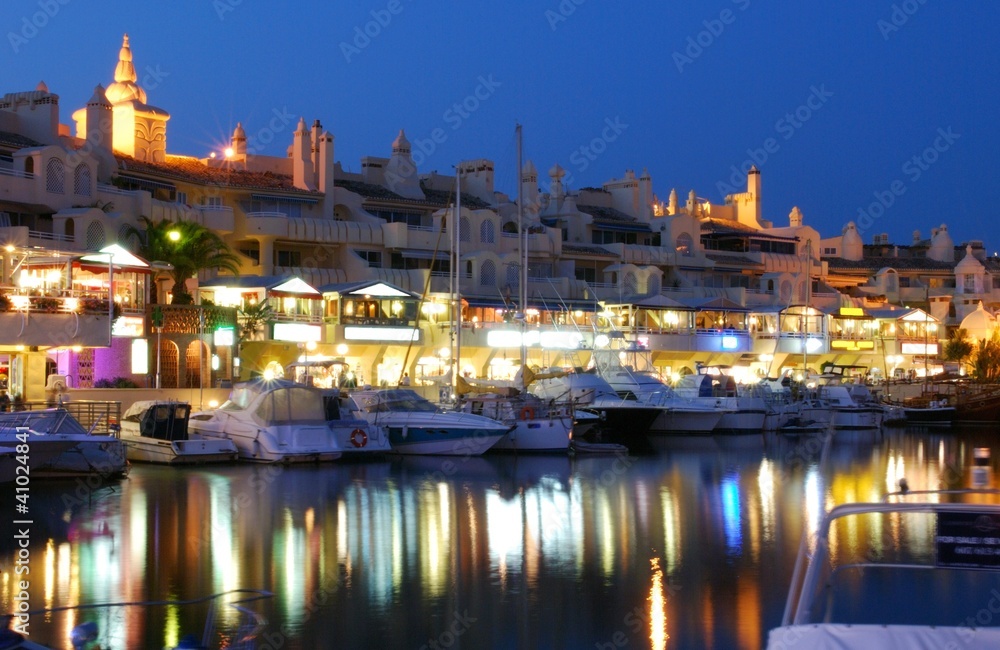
[119, 400, 238, 464]
[0, 409, 127, 479]
[188, 379, 344, 463]
[346, 388, 511, 455]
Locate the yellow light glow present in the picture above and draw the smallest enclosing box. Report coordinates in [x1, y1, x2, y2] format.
[224, 147, 234, 159]
[168, 230, 181, 242]
[208, 400, 219, 408]
[336, 344, 349, 355]
[306, 341, 317, 352]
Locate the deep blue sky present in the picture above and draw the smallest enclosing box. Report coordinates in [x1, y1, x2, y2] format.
[4, 1, 997, 250]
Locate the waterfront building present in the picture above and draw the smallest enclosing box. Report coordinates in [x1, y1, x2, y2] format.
[2, 34, 998, 394]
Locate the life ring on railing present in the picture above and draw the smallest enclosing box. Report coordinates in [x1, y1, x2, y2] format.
[520, 406, 535, 421]
[350, 428, 368, 448]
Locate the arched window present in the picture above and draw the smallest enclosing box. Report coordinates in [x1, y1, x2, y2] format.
[780, 280, 792, 302]
[24, 157, 34, 176]
[73, 164, 92, 196]
[85, 221, 106, 250]
[502, 221, 518, 234]
[45, 158, 65, 194]
[480, 260, 496, 287]
[460, 216, 471, 242]
[767, 279, 775, 293]
[675, 232, 693, 256]
[623, 272, 638, 295]
[65, 218, 75, 241]
[506, 263, 520, 289]
[480, 219, 496, 244]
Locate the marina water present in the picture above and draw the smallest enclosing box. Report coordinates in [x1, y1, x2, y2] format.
[2, 426, 996, 649]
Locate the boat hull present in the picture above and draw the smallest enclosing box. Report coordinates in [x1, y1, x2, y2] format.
[649, 408, 724, 434]
[385, 426, 507, 455]
[902, 406, 955, 425]
[492, 416, 573, 452]
[121, 435, 238, 465]
[189, 420, 343, 463]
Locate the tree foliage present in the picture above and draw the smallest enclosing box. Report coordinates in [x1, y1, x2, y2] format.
[970, 330, 1000, 383]
[124, 217, 241, 304]
[238, 301, 275, 344]
[943, 328, 974, 365]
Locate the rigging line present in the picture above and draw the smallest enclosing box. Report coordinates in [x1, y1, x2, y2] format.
[397, 199, 450, 386]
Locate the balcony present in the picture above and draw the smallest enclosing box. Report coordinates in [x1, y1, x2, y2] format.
[246, 211, 288, 237]
[195, 204, 235, 233]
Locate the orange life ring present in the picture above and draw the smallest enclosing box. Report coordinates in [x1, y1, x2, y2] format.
[350, 428, 368, 448]
[520, 406, 535, 421]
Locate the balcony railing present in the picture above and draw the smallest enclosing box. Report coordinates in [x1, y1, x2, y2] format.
[0, 167, 33, 179]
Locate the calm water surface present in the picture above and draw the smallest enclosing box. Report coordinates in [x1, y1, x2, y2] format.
[2, 427, 998, 649]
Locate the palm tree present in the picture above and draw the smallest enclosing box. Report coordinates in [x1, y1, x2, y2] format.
[124, 217, 241, 304]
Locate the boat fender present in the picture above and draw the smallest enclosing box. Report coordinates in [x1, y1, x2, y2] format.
[350, 428, 368, 448]
[520, 406, 535, 421]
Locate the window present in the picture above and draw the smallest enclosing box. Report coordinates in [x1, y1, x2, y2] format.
[675, 232, 693, 256]
[623, 272, 638, 295]
[239, 247, 260, 264]
[275, 250, 301, 267]
[24, 157, 33, 176]
[249, 196, 304, 218]
[505, 263, 520, 289]
[480, 219, 496, 243]
[356, 250, 382, 268]
[85, 221, 106, 249]
[964, 274, 976, 293]
[460, 217, 471, 242]
[176, 191, 188, 205]
[205, 196, 223, 208]
[45, 158, 65, 194]
[480, 260, 496, 287]
[371, 209, 423, 227]
[73, 164, 91, 196]
[823, 247, 837, 255]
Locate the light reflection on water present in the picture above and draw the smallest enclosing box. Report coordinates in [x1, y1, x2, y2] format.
[1, 428, 997, 649]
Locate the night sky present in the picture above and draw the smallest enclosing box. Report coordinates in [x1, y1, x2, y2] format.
[4, 1, 998, 250]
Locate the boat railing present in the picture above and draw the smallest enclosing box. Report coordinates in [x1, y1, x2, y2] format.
[783, 495, 1000, 627]
[0, 400, 121, 436]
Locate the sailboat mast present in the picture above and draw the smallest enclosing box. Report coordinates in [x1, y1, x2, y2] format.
[453, 167, 462, 397]
[516, 124, 527, 380]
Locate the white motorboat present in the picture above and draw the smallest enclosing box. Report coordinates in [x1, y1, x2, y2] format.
[346, 388, 511, 455]
[189, 379, 346, 463]
[590, 346, 726, 435]
[527, 372, 662, 437]
[118, 401, 238, 465]
[816, 384, 883, 430]
[321, 389, 392, 455]
[457, 392, 572, 452]
[673, 370, 767, 435]
[768, 489, 1000, 649]
[0, 409, 127, 479]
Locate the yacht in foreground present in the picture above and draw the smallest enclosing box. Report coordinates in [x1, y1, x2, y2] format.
[768, 488, 1000, 649]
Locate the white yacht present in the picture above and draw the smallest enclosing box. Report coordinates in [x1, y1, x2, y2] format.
[119, 401, 238, 464]
[672, 368, 768, 435]
[457, 392, 573, 452]
[189, 379, 348, 463]
[346, 388, 511, 455]
[0, 409, 127, 478]
[527, 372, 662, 436]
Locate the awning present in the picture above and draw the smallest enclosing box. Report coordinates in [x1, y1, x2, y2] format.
[250, 193, 319, 205]
[119, 175, 175, 193]
[464, 296, 599, 312]
[399, 249, 449, 261]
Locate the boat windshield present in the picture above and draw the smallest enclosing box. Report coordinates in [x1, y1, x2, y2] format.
[253, 386, 326, 425]
[360, 390, 439, 414]
[0, 409, 89, 436]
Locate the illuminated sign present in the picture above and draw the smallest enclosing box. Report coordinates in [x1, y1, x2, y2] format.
[722, 336, 738, 350]
[488, 330, 585, 349]
[901, 342, 939, 355]
[487, 330, 523, 348]
[343, 326, 419, 342]
[130, 338, 148, 374]
[831, 340, 875, 351]
[112, 316, 144, 338]
[273, 322, 322, 342]
[838, 307, 865, 317]
[214, 327, 235, 346]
